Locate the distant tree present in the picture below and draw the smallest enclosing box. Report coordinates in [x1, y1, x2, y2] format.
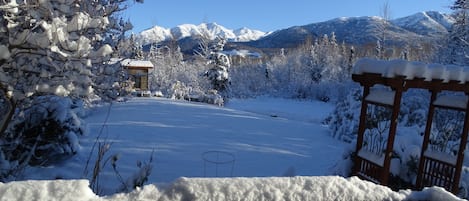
[313, 33, 347, 82]
[400, 44, 411, 60]
[373, 0, 391, 59]
[204, 37, 230, 95]
[375, 40, 383, 59]
[348, 46, 356, 73]
[129, 34, 145, 60]
[446, 0, 469, 65]
[195, 31, 213, 60]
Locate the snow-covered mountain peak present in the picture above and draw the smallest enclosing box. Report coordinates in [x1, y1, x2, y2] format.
[196, 22, 236, 39]
[169, 24, 197, 39]
[138, 25, 172, 45]
[329, 16, 383, 24]
[136, 22, 266, 45]
[392, 11, 454, 36]
[423, 11, 454, 29]
[234, 27, 266, 41]
[370, 16, 385, 21]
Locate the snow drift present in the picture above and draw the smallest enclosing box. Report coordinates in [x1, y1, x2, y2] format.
[0, 176, 463, 201]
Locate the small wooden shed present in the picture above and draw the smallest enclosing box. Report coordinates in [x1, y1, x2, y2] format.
[121, 59, 154, 91]
[352, 58, 469, 194]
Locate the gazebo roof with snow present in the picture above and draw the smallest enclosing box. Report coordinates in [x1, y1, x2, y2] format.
[351, 58, 469, 194]
[353, 58, 469, 93]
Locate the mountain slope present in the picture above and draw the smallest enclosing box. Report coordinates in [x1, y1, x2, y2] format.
[138, 25, 172, 46]
[244, 13, 452, 49]
[137, 11, 454, 54]
[392, 11, 454, 36]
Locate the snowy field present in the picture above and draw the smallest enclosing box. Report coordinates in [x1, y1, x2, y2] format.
[2, 97, 462, 200]
[22, 97, 342, 191]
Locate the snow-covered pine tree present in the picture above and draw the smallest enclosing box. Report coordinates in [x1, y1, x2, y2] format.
[447, 0, 469, 65]
[0, 0, 140, 175]
[129, 34, 144, 60]
[400, 44, 411, 60]
[375, 40, 383, 59]
[0, 0, 133, 129]
[204, 36, 230, 97]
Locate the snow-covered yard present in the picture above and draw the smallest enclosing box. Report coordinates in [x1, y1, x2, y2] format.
[24, 97, 342, 190]
[3, 97, 462, 200]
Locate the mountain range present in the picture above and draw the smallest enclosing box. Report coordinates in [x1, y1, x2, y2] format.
[136, 11, 455, 54]
[137, 22, 267, 45]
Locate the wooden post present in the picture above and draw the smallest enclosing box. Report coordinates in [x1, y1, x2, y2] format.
[416, 90, 438, 189]
[452, 94, 469, 193]
[380, 87, 403, 185]
[352, 85, 370, 175]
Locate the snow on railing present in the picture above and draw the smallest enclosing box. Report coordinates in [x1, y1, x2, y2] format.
[433, 95, 468, 110]
[424, 149, 458, 166]
[365, 88, 395, 106]
[357, 149, 385, 167]
[353, 58, 469, 83]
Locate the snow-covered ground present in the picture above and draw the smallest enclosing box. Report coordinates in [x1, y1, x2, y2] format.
[0, 176, 463, 201]
[2, 97, 462, 200]
[22, 97, 342, 192]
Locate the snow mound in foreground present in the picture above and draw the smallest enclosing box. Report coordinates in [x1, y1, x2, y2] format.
[0, 176, 463, 201]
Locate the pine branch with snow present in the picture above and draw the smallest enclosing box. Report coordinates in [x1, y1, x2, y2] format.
[0, 0, 140, 181]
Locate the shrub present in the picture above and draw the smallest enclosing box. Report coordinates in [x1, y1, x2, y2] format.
[2, 96, 85, 169]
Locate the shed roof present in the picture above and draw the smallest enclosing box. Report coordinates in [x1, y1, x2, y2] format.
[121, 59, 154, 68]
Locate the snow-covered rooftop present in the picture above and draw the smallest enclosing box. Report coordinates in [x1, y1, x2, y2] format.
[121, 59, 154, 68]
[353, 58, 469, 83]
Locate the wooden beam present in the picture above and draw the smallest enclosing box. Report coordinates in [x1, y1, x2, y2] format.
[452, 94, 469, 193]
[353, 73, 469, 93]
[416, 90, 438, 190]
[353, 85, 371, 176]
[381, 87, 403, 185]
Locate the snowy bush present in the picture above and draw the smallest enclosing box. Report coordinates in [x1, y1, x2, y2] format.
[326, 88, 429, 142]
[0, 96, 85, 177]
[429, 108, 465, 154]
[169, 81, 189, 100]
[329, 140, 356, 177]
[325, 87, 362, 142]
[168, 81, 223, 106]
[116, 153, 154, 193]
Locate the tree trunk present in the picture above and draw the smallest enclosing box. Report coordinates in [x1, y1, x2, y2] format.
[0, 92, 16, 137]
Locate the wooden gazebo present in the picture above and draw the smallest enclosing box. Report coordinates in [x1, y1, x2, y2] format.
[352, 58, 469, 194]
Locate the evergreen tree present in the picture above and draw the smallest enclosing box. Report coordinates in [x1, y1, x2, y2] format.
[0, 0, 141, 177]
[400, 44, 410, 60]
[376, 40, 383, 59]
[205, 37, 230, 94]
[447, 0, 469, 65]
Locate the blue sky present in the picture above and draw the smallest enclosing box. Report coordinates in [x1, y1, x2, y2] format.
[123, 0, 453, 33]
